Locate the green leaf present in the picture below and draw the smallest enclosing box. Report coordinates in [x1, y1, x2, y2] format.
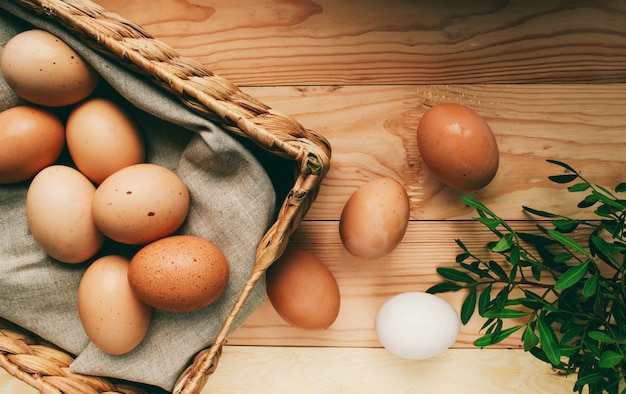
[478, 284, 492, 315]
[488, 260, 509, 281]
[455, 252, 471, 263]
[549, 174, 578, 184]
[509, 264, 518, 283]
[517, 289, 545, 310]
[599, 351, 623, 368]
[596, 191, 626, 211]
[461, 195, 497, 218]
[522, 325, 539, 351]
[552, 218, 579, 233]
[588, 330, 616, 344]
[460, 262, 492, 279]
[547, 159, 578, 173]
[595, 203, 615, 218]
[494, 286, 510, 309]
[522, 206, 559, 218]
[554, 261, 589, 291]
[480, 317, 496, 332]
[531, 263, 542, 281]
[482, 308, 530, 319]
[426, 282, 464, 294]
[578, 193, 599, 208]
[509, 246, 520, 265]
[547, 229, 590, 257]
[491, 233, 513, 253]
[436, 267, 476, 283]
[529, 347, 551, 365]
[568, 182, 591, 192]
[574, 373, 604, 387]
[590, 235, 622, 266]
[559, 345, 579, 357]
[488, 318, 503, 338]
[553, 252, 574, 264]
[476, 217, 502, 230]
[537, 315, 561, 366]
[455, 239, 469, 252]
[615, 183, 626, 193]
[560, 325, 585, 345]
[473, 325, 523, 347]
[582, 274, 598, 298]
[461, 287, 477, 325]
[517, 231, 557, 246]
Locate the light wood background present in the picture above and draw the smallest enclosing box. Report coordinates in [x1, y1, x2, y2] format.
[2, 0, 626, 392]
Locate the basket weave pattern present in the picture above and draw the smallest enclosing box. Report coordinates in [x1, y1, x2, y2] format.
[0, 0, 331, 393]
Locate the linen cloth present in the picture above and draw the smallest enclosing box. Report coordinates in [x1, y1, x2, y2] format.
[0, 3, 276, 391]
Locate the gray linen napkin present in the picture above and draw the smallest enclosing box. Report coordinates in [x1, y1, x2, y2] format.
[0, 3, 275, 391]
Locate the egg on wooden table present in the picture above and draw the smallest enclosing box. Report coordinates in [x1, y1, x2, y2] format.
[26, 165, 105, 264]
[266, 248, 340, 330]
[339, 177, 410, 260]
[375, 292, 461, 359]
[0, 105, 65, 184]
[417, 103, 499, 191]
[91, 163, 189, 245]
[0, 29, 99, 107]
[78, 255, 152, 355]
[66, 97, 145, 184]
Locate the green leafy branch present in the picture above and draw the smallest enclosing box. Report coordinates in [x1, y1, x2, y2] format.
[427, 160, 626, 394]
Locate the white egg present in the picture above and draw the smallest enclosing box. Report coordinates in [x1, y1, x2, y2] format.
[375, 292, 460, 359]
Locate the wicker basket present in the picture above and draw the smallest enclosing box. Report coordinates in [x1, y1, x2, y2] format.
[0, 0, 331, 393]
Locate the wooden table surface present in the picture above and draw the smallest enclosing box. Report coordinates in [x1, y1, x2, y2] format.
[2, 0, 626, 393]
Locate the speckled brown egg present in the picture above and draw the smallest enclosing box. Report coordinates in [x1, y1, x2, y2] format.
[128, 235, 229, 312]
[0, 29, 99, 107]
[0, 105, 65, 184]
[266, 248, 340, 330]
[91, 163, 189, 245]
[417, 103, 499, 191]
[339, 177, 410, 260]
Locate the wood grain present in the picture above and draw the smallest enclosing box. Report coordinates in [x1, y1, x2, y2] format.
[94, 0, 626, 85]
[205, 347, 578, 394]
[3, 0, 626, 392]
[0, 347, 578, 394]
[240, 84, 626, 221]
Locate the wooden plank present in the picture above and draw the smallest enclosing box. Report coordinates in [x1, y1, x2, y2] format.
[240, 84, 626, 221]
[94, 0, 626, 85]
[203, 347, 578, 394]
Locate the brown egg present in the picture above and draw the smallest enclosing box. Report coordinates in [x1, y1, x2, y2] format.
[339, 177, 410, 260]
[66, 97, 145, 184]
[128, 235, 229, 312]
[0, 105, 65, 184]
[0, 29, 99, 107]
[266, 248, 340, 330]
[78, 255, 152, 355]
[91, 163, 189, 245]
[417, 103, 499, 190]
[26, 165, 105, 264]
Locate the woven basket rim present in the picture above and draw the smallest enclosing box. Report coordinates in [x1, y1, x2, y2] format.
[0, 0, 332, 393]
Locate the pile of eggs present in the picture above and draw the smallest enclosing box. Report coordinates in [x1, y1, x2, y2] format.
[1, 28, 502, 361]
[0, 29, 230, 355]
